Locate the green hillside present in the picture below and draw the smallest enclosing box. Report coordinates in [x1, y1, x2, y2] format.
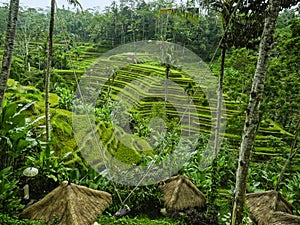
[67, 48, 299, 173]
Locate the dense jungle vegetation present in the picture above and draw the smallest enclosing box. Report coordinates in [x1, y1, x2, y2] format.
[0, 0, 299, 224]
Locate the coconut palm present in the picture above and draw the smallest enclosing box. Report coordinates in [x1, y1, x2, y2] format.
[0, 0, 20, 109]
[45, 0, 82, 141]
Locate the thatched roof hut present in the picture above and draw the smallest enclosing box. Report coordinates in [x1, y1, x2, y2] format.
[246, 190, 300, 225]
[268, 211, 300, 225]
[19, 181, 112, 225]
[160, 175, 206, 211]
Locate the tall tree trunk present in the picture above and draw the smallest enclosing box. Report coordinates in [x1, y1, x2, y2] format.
[208, 45, 226, 219]
[275, 119, 299, 191]
[0, 0, 20, 109]
[45, 0, 55, 141]
[214, 45, 225, 159]
[231, 0, 281, 224]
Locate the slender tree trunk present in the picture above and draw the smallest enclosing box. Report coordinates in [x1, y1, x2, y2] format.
[25, 41, 30, 72]
[231, 0, 281, 224]
[164, 63, 170, 121]
[275, 119, 299, 191]
[0, 0, 20, 109]
[207, 44, 226, 219]
[214, 45, 225, 159]
[45, 0, 55, 141]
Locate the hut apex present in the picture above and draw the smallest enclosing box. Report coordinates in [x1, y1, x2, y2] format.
[19, 181, 112, 225]
[160, 175, 206, 212]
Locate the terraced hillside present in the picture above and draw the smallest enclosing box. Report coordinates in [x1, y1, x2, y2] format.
[21, 41, 292, 174]
[52, 45, 110, 88]
[71, 50, 299, 173]
[13, 43, 296, 173]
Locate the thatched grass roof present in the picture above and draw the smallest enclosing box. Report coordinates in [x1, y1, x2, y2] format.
[19, 181, 112, 225]
[246, 190, 299, 225]
[268, 211, 300, 225]
[160, 175, 206, 211]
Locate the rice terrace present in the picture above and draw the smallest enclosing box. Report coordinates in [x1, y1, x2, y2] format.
[0, 0, 299, 224]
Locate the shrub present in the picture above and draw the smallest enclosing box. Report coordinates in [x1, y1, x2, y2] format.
[282, 173, 300, 215]
[24, 141, 72, 199]
[0, 167, 23, 214]
[97, 213, 181, 225]
[0, 213, 52, 225]
[170, 208, 219, 225]
[54, 85, 74, 111]
[0, 100, 40, 171]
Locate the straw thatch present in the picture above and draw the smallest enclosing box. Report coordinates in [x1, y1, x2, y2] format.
[246, 190, 299, 225]
[268, 211, 300, 225]
[160, 175, 206, 211]
[19, 181, 112, 225]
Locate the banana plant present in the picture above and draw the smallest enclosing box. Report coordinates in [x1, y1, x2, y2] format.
[0, 100, 43, 171]
[25, 141, 72, 183]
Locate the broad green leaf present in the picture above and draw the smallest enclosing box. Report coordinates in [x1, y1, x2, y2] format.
[3, 103, 18, 123]
[11, 114, 26, 127]
[0, 167, 12, 177]
[17, 139, 30, 150]
[10, 128, 27, 141]
[2, 136, 13, 149]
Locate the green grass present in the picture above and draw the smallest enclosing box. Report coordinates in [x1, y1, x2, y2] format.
[0, 213, 47, 225]
[97, 214, 181, 225]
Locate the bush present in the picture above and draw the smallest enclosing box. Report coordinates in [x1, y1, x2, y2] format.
[0, 167, 23, 214]
[282, 173, 300, 215]
[170, 208, 219, 225]
[0, 213, 47, 225]
[54, 85, 74, 111]
[97, 213, 181, 225]
[24, 141, 72, 199]
[0, 100, 40, 171]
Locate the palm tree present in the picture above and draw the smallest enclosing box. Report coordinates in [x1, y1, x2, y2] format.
[45, 0, 55, 142]
[0, 0, 20, 109]
[45, 0, 81, 141]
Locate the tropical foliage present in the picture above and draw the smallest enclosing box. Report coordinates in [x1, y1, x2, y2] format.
[0, 0, 299, 224]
